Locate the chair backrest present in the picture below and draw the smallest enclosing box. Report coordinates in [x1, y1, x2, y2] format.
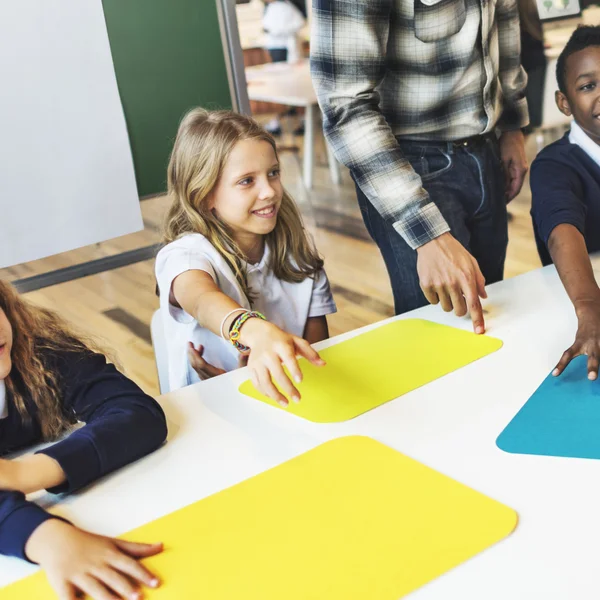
[150, 310, 170, 395]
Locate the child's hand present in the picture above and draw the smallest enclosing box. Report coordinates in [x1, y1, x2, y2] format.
[188, 342, 226, 380]
[188, 343, 248, 380]
[25, 519, 163, 600]
[0, 458, 23, 492]
[0, 454, 65, 495]
[553, 301, 600, 380]
[240, 320, 325, 406]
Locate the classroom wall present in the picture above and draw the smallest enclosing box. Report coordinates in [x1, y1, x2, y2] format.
[0, 0, 143, 269]
[102, 0, 233, 197]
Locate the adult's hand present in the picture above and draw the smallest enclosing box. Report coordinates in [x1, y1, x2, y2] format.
[416, 232, 487, 334]
[499, 129, 528, 201]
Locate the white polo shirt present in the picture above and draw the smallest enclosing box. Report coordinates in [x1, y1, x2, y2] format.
[569, 120, 600, 168]
[155, 233, 337, 391]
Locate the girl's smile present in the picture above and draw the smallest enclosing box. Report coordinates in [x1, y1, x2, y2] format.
[251, 204, 278, 219]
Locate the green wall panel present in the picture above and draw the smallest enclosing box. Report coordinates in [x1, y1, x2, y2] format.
[102, 0, 232, 196]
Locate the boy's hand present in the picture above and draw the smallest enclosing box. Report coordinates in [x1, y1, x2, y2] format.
[240, 319, 325, 406]
[553, 300, 600, 380]
[499, 130, 528, 202]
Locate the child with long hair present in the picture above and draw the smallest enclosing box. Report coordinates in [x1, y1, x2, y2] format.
[156, 109, 336, 403]
[0, 280, 167, 599]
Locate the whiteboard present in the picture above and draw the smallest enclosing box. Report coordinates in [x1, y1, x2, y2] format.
[0, 0, 143, 269]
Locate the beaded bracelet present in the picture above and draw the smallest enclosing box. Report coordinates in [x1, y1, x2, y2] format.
[229, 310, 266, 352]
[219, 308, 247, 342]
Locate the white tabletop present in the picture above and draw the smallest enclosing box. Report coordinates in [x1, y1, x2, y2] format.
[2, 259, 600, 598]
[245, 60, 316, 107]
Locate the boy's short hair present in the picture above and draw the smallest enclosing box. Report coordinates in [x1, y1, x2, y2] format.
[556, 25, 600, 94]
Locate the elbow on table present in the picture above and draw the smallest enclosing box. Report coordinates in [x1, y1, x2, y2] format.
[136, 400, 169, 454]
[150, 404, 169, 449]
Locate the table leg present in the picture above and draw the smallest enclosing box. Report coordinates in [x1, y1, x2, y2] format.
[303, 104, 314, 190]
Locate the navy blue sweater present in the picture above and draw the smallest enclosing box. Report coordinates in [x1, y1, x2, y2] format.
[0, 350, 167, 561]
[531, 134, 600, 266]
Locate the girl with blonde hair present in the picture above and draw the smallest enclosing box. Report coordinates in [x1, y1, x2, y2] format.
[0, 280, 167, 599]
[156, 109, 336, 403]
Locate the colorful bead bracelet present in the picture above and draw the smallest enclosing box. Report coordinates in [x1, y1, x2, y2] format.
[228, 310, 266, 352]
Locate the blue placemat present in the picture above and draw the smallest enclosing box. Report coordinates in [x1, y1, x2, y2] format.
[497, 355, 600, 459]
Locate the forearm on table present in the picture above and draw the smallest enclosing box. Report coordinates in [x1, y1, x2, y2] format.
[3, 454, 66, 495]
[548, 224, 600, 311]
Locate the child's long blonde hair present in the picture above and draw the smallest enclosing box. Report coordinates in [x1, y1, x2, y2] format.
[162, 109, 323, 302]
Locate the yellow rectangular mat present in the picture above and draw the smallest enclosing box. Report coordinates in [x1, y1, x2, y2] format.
[1, 436, 516, 599]
[239, 319, 503, 422]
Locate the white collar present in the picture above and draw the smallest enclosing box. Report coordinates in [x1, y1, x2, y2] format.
[245, 242, 270, 273]
[569, 121, 600, 169]
[0, 380, 7, 420]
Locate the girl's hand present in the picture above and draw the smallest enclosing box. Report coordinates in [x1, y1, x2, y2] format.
[241, 319, 325, 406]
[187, 342, 226, 380]
[553, 301, 600, 381]
[188, 343, 248, 380]
[25, 519, 163, 600]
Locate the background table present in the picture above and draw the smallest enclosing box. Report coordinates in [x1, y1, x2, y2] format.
[3, 259, 600, 598]
[245, 60, 341, 190]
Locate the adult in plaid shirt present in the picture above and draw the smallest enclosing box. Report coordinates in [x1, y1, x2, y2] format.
[311, 0, 529, 334]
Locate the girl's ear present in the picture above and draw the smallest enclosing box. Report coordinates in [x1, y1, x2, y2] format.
[556, 91, 572, 117]
[206, 190, 215, 211]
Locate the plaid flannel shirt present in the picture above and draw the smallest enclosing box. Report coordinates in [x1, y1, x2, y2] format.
[310, 0, 529, 249]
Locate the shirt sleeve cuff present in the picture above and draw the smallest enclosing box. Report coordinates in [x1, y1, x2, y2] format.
[392, 202, 451, 250]
[37, 434, 100, 495]
[307, 300, 338, 319]
[0, 503, 57, 562]
[541, 215, 586, 246]
[497, 97, 530, 132]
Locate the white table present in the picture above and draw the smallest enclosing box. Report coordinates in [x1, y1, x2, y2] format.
[3, 260, 600, 598]
[245, 60, 341, 190]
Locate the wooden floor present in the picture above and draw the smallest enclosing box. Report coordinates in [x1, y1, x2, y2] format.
[0, 126, 544, 397]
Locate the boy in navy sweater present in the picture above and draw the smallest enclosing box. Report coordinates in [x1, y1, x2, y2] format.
[531, 26, 600, 381]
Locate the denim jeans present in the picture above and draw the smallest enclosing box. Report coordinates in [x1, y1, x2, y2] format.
[356, 135, 508, 315]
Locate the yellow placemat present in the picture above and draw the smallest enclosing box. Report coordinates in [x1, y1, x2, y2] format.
[239, 319, 503, 422]
[2, 436, 517, 600]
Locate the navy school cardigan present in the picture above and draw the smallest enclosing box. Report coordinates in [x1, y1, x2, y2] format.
[531, 133, 600, 266]
[0, 350, 167, 561]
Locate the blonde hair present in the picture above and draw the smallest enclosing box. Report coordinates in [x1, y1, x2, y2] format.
[162, 109, 323, 302]
[0, 280, 104, 440]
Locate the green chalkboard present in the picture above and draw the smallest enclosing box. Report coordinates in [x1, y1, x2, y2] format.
[102, 0, 232, 196]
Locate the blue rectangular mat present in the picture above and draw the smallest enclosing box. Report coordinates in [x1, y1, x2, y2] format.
[497, 355, 600, 459]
